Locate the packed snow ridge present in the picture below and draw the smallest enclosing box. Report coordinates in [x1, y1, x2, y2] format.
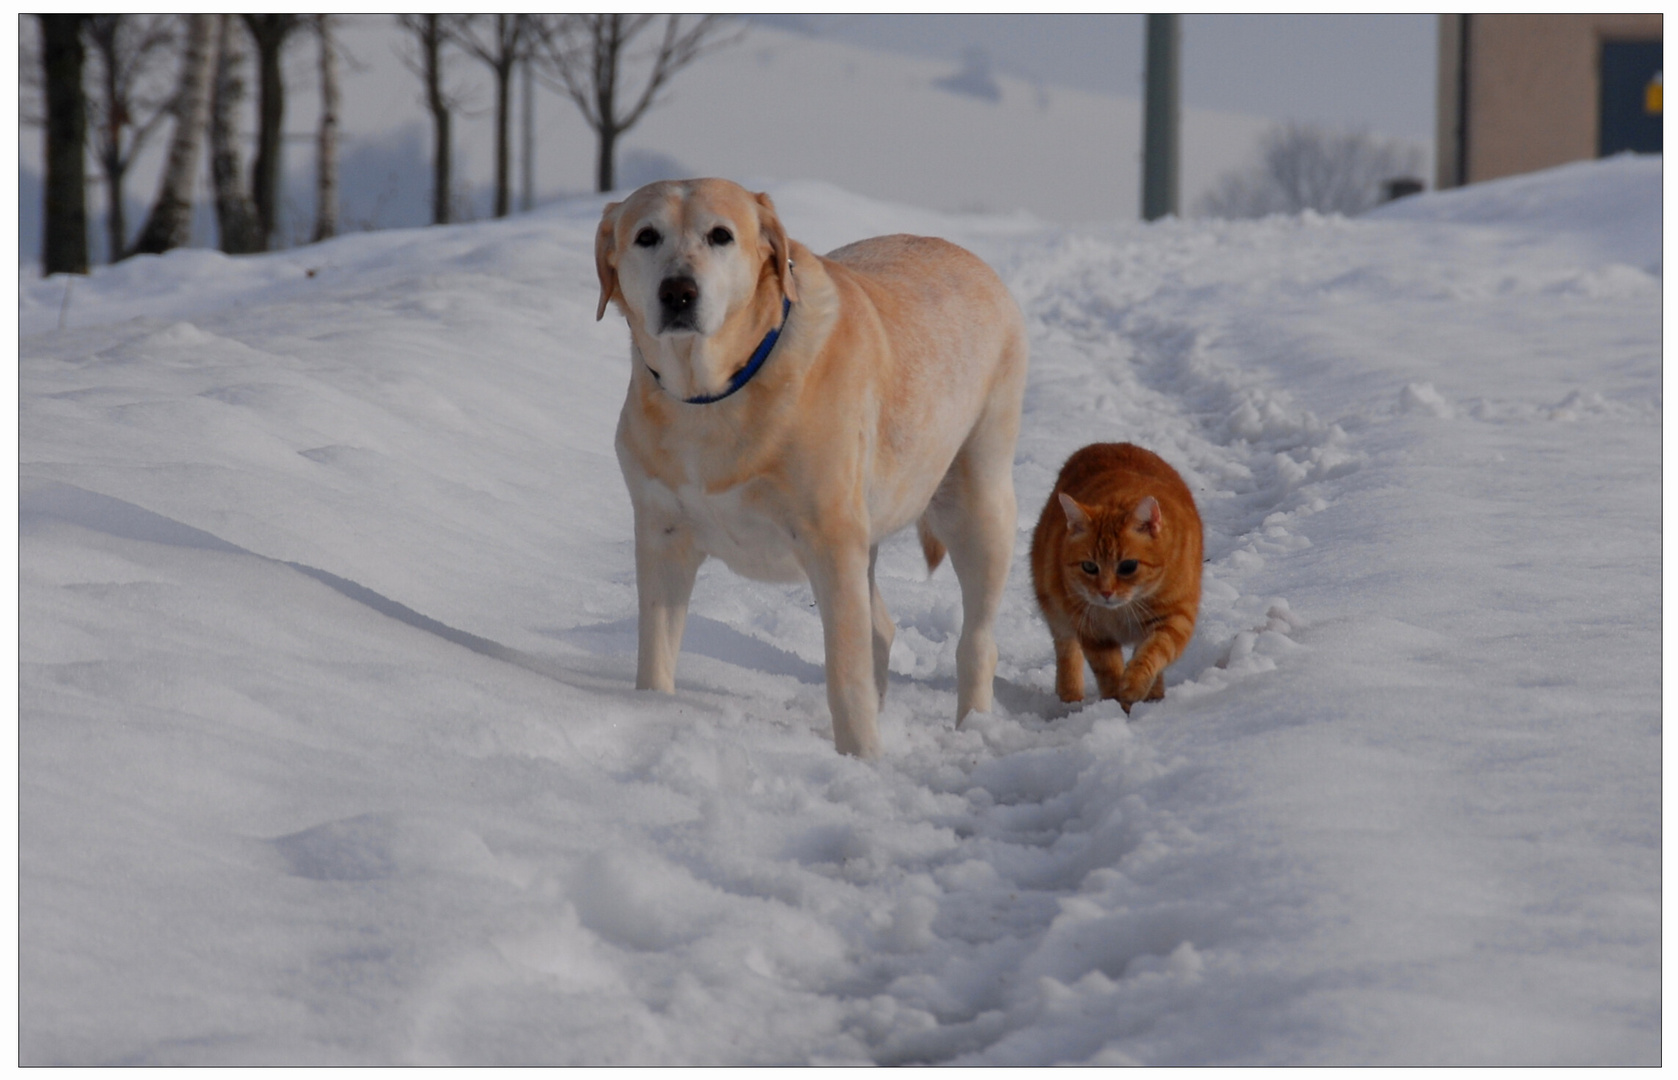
[19, 156, 1659, 1065]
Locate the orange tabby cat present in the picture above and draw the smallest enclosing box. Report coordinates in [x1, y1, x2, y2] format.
[1030, 442, 1203, 711]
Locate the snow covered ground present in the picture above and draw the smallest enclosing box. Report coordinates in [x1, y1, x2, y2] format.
[18, 155, 1660, 1065]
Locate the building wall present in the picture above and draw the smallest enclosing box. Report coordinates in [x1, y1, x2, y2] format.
[1436, 13, 1662, 188]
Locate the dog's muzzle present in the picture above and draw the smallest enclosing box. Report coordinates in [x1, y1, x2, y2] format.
[658, 275, 700, 332]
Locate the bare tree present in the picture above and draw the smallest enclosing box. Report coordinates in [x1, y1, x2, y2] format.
[396, 14, 457, 225]
[84, 15, 177, 261]
[209, 16, 263, 254]
[534, 15, 736, 193]
[1197, 122, 1425, 220]
[312, 14, 340, 242]
[39, 14, 91, 275]
[241, 14, 302, 249]
[129, 14, 218, 257]
[447, 14, 536, 218]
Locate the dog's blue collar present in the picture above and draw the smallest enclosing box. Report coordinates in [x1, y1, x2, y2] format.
[648, 296, 793, 405]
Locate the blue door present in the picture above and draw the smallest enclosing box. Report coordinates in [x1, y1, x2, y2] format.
[1599, 40, 1662, 156]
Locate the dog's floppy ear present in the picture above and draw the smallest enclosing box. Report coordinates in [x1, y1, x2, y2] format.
[754, 191, 799, 304]
[594, 200, 622, 321]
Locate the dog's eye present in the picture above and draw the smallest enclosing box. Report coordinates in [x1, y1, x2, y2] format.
[1117, 559, 1139, 576]
[1080, 561, 1099, 576]
[708, 226, 733, 246]
[634, 228, 661, 248]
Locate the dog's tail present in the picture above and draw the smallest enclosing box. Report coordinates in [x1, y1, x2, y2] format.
[917, 517, 946, 576]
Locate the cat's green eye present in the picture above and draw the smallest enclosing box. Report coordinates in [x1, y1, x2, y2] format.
[1079, 561, 1099, 575]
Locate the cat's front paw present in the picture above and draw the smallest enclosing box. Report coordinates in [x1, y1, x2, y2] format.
[1115, 672, 1156, 714]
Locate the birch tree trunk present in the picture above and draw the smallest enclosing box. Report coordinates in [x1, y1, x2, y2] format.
[448, 14, 529, 219]
[397, 14, 453, 225]
[208, 16, 263, 255]
[96, 31, 126, 261]
[40, 14, 90, 275]
[312, 14, 339, 243]
[431, 66, 452, 221]
[242, 15, 296, 250]
[494, 44, 512, 218]
[424, 16, 452, 225]
[129, 14, 216, 257]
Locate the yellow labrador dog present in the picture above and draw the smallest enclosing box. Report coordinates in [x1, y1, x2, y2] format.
[595, 179, 1028, 757]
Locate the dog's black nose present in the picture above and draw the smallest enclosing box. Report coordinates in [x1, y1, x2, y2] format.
[658, 275, 699, 314]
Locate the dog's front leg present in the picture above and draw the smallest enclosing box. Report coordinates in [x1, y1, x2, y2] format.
[633, 506, 702, 693]
[805, 538, 882, 758]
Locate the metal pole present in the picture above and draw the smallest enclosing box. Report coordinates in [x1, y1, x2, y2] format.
[1142, 14, 1181, 221]
[1454, 14, 1471, 188]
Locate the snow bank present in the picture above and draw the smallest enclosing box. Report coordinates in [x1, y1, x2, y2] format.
[19, 156, 1660, 1064]
[1370, 153, 1663, 273]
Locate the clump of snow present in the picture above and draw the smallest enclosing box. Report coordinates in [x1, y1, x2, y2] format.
[1398, 380, 1454, 419]
[19, 155, 1659, 1065]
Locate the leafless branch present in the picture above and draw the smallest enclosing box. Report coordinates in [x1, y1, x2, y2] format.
[394, 13, 463, 112]
[531, 14, 739, 191]
[85, 15, 178, 170]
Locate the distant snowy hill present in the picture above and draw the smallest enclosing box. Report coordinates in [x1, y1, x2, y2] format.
[610, 22, 1286, 224]
[20, 18, 1423, 263]
[19, 156, 1658, 1065]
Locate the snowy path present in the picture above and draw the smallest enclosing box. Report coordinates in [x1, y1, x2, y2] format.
[19, 161, 1660, 1064]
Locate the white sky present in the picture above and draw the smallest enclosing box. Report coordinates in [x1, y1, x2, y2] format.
[750, 14, 1438, 141]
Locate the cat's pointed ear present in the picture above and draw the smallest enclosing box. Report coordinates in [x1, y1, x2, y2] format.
[1058, 492, 1091, 536]
[1132, 496, 1162, 537]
